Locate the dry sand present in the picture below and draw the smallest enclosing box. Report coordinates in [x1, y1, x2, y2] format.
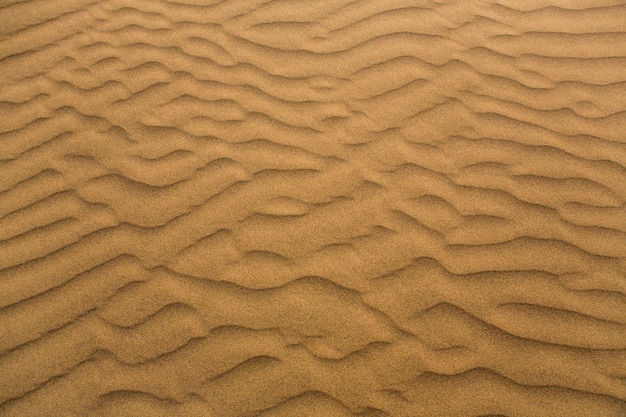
[1, 0, 626, 416]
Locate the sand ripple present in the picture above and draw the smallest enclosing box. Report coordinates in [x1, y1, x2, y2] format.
[1, 0, 625, 416]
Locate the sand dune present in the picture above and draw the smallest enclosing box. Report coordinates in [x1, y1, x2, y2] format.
[1, 0, 625, 416]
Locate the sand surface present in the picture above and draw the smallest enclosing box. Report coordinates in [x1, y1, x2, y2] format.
[1, 0, 626, 416]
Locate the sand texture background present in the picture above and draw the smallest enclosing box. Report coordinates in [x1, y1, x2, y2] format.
[1, 0, 626, 416]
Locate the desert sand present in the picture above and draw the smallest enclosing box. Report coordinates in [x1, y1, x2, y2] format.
[1, 0, 625, 416]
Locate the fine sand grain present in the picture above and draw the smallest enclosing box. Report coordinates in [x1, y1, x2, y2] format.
[1, 0, 626, 416]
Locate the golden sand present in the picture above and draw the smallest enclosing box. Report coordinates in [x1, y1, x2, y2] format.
[1, 0, 625, 416]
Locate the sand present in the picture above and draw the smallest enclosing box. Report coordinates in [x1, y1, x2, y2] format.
[1, 0, 625, 416]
